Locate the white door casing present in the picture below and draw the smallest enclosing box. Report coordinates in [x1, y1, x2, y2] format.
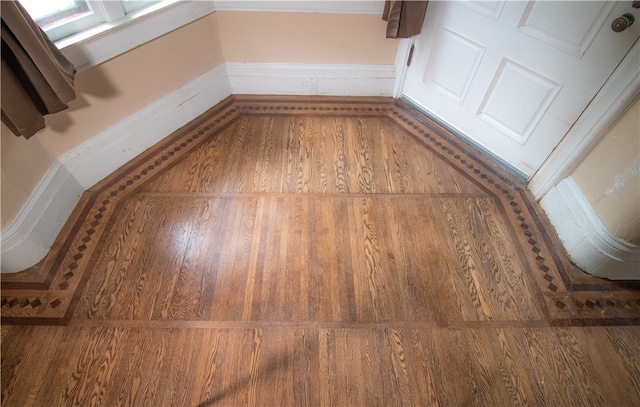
[402, 0, 640, 178]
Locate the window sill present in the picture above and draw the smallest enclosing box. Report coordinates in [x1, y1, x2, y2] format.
[57, 0, 216, 72]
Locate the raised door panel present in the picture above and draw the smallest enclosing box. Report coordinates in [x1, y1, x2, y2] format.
[517, 1, 615, 57]
[403, 1, 639, 176]
[424, 27, 486, 105]
[455, 0, 506, 21]
[477, 59, 561, 145]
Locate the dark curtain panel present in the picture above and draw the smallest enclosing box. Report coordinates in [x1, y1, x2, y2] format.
[382, 0, 429, 39]
[1, 0, 76, 139]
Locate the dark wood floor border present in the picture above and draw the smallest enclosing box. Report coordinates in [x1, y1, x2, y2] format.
[3, 97, 238, 285]
[2, 95, 638, 326]
[387, 100, 640, 294]
[388, 101, 640, 325]
[1, 98, 241, 324]
[390, 100, 640, 323]
[220, 98, 562, 312]
[380, 103, 576, 316]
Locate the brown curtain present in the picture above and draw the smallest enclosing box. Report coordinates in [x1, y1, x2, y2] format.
[1, 0, 76, 139]
[382, 1, 429, 39]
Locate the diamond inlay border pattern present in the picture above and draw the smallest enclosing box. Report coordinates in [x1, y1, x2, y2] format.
[2, 96, 638, 325]
[1, 99, 239, 323]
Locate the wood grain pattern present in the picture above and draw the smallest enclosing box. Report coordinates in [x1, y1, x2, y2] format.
[139, 116, 484, 195]
[3, 325, 639, 406]
[2, 96, 639, 405]
[71, 195, 544, 322]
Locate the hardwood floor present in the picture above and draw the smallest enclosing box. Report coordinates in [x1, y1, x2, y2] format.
[2, 96, 639, 406]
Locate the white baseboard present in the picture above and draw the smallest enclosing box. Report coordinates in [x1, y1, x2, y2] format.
[61, 64, 232, 189]
[2, 62, 401, 272]
[1, 162, 83, 273]
[1, 65, 231, 273]
[540, 177, 640, 280]
[6, 62, 638, 278]
[226, 63, 396, 96]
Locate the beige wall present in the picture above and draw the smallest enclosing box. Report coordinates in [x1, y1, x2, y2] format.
[1, 13, 223, 228]
[36, 13, 224, 157]
[214, 11, 397, 64]
[2, 10, 397, 229]
[1, 123, 56, 229]
[572, 96, 640, 245]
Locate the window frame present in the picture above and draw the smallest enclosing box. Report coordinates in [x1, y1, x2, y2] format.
[45, 0, 383, 73]
[22, 0, 104, 42]
[31, 1, 93, 28]
[51, 0, 216, 72]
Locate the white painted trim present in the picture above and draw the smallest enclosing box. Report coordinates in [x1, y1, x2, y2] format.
[1, 162, 84, 273]
[226, 63, 396, 96]
[58, 0, 385, 72]
[529, 40, 640, 200]
[61, 64, 231, 189]
[540, 177, 640, 280]
[1, 62, 391, 272]
[1, 65, 231, 273]
[213, 0, 385, 14]
[393, 38, 413, 98]
[58, 0, 216, 72]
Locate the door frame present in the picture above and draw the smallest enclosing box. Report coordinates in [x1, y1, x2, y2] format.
[393, 38, 414, 98]
[528, 39, 640, 199]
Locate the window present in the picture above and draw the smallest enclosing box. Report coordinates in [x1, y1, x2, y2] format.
[15, 0, 214, 72]
[19, 0, 162, 42]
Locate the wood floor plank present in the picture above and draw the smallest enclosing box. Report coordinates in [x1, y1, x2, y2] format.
[582, 326, 640, 406]
[209, 198, 258, 321]
[3, 326, 640, 406]
[1, 326, 64, 406]
[3, 96, 639, 406]
[70, 195, 550, 323]
[138, 115, 488, 196]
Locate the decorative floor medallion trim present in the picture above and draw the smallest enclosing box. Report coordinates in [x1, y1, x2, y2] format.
[2, 95, 639, 325]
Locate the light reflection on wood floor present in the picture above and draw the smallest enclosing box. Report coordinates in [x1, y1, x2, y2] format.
[2, 96, 639, 406]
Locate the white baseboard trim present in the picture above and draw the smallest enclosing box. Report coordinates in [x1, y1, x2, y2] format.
[226, 63, 396, 96]
[540, 177, 640, 280]
[1, 162, 84, 273]
[1, 65, 232, 273]
[2, 62, 394, 273]
[61, 64, 232, 189]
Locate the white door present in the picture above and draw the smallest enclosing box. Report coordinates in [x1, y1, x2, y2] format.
[402, 0, 640, 178]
